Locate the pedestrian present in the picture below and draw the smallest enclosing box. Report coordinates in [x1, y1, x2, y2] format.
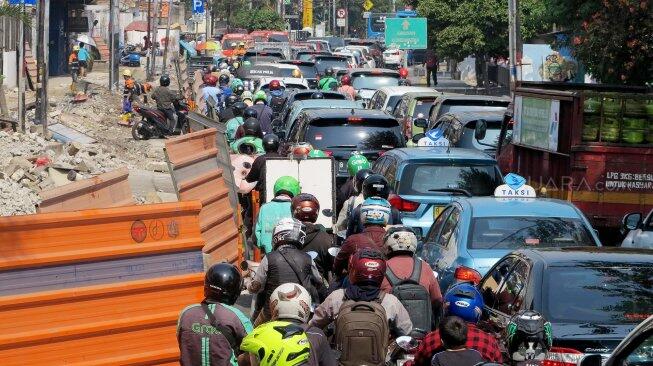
[68, 46, 80, 84]
[430, 316, 485, 366]
[176, 263, 253, 366]
[77, 42, 90, 77]
[424, 48, 438, 87]
[291, 193, 335, 280]
[253, 176, 300, 253]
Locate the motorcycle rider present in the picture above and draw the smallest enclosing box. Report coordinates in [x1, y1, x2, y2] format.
[250, 90, 274, 135]
[249, 218, 325, 325]
[266, 79, 287, 118]
[230, 118, 265, 155]
[253, 176, 300, 253]
[335, 168, 371, 234]
[311, 91, 324, 99]
[336, 154, 370, 214]
[225, 102, 247, 143]
[291, 193, 334, 280]
[243, 133, 281, 201]
[219, 94, 240, 121]
[430, 316, 485, 366]
[337, 74, 356, 100]
[218, 73, 233, 105]
[177, 263, 253, 366]
[201, 74, 222, 115]
[333, 197, 392, 279]
[318, 67, 338, 91]
[407, 283, 503, 366]
[346, 174, 402, 236]
[398, 67, 411, 86]
[311, 247, 413, 335]
[267, 283, 338, 366]
[151, 74, 181, 133]
[242, 91, 254, 107]
[381, 226, 442, 333]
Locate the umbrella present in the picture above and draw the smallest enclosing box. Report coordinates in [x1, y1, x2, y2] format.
[196, 41, 221, 51]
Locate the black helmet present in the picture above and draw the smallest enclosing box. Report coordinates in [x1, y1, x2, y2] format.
[159, 74, 170, 87]
[354, 168, 373, 194]
[506, 310, 553, 362]
[243, 117, 262, 137]
[232, 102, 247, 117]
[219, 74, 230, 86]
[228, 65, 236, 74]
[225, 94, 239, 108]
[324, 67, 334, 76]
[233, 84, 245, 96]
[311, 91, 324, 99]
[362, 174, 390, 199]
[210, 65, 219, 73]
[243, 107, 258, 119]
[262, 133, 280, 153]
[204, 263, 242, 305]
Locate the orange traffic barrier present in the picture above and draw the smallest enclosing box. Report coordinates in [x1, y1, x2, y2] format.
[0, 201, 205, 365]
[165, 128, 240, 266]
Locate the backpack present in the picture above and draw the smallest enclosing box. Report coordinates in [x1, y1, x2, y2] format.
[385, 258, 432, 334]
[335, 293, 389, 366]
[269, 95, 286, 116]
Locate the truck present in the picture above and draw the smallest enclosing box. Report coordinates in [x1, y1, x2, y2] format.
[493, 82, 652, 243]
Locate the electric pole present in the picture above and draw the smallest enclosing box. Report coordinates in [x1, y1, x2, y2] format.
[150, 0, 160, 78]
[17, 0, 25, 132]
[108, 0, 119, 91]
[508, 0, 518, 92]
[35, 0, 49, 134]
[162, 0, 173, 74]
[146, 0, 152, 81]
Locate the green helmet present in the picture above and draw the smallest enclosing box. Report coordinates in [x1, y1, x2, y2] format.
[254, 90, 267, 103]
[347, 154, 370, 176]
[230, 78, 244, 88]
[274, 176, 300, 197]
[240, 321, 310, 366]
[308, 149, 328, 158]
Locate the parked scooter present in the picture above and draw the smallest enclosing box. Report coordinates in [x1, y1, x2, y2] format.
[131, 99, 190, 140]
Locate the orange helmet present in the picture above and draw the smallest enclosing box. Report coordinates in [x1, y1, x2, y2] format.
[291, 142, 312, 159]
[341, 75, 351, 85]
[399, 68, 409, 79]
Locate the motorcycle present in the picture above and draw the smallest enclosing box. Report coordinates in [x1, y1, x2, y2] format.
[131, 100, 190, 140]
[387, 335, 421, 366]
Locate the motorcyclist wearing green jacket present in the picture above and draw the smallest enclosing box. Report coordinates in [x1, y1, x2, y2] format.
[224, 102, 247, 143]
[230, 118, 265, 155]
[254, 176, 301, 253]
[318, 67, 338, 91]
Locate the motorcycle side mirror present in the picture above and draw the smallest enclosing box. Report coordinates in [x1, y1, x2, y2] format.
[413, 118, 428, 128]
[240, 260, 249, 271]
[322, 208, 333, 217]
[475, 119, 488, 141]
[412, 133, 425, 144]
[327, 247, 341, 257]
[396, 336, 418, 351]
[307, 251, 318, 260]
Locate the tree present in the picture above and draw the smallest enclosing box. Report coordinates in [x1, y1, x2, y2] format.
[544, 0, 652, 85]
[0, 3, 31, 25]
[210, 0, 246, 28]
[232, 8, 285, 31]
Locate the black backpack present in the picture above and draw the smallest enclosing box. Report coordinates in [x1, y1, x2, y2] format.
[269, 95, 286, 116]
[385, 258, 432, 333]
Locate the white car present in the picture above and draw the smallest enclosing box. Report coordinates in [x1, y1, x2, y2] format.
[256, 77, 309, 92]
[343, 46, 376, 68]
[367, 86, 436, 113]
[253, 62, 303, 78]
[333, 51, 359, 68]
[383, 48, 404, 69]
[621, 209, 653, 249]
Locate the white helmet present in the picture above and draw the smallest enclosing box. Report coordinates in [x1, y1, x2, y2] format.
[384, 225, 418, 254]
[269, 283, 312, 322]
[219, 62, 229, 70]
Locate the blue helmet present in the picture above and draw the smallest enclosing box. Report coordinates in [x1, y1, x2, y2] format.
[360, 197, 391, 226]
[443, 283, 484, 323]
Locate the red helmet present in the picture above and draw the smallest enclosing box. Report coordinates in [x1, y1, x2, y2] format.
[269, 79, 281, 91]
[291, 193, 320, 223]
[399, 68, 409, 79]
[341, 75, 351, 85]
[205, 74, 218, 86]
[348, 248, 386, 286]
[291, 142, 312, 159]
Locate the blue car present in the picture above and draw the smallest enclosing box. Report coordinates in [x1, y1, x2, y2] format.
[372, 147, 503, 238]
[419, 194, 603, 291]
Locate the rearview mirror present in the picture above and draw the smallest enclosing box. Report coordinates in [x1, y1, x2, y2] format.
[578, 354, 602, 366]
[413, 118, 428, 129]
[240, 260, 249, 271]
[622, 212, 642, 232]
[412, 133, 425, 144]
[475, 119, 488, 141]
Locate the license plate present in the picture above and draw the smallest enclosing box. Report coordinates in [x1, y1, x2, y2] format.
[338, 161, 347, 172]
[433, 206, 444, 218]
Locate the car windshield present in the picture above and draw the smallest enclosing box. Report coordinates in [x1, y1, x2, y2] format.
[469, 217, 596, 249]
[412, 98, 437, 118]
[305, 119, 403, 150]
[438, 103, 508, 119]
[352, 75, 399, 90]
[314, 58, 349, 73]
[545, 266, 653, 324]
[296, 65, 317, 78]
[275, 68, 299, 77]
[398, 164, 501, 196]
[243, 54, 283, 63]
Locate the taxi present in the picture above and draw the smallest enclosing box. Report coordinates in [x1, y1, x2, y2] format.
[418, 174, 602, 291]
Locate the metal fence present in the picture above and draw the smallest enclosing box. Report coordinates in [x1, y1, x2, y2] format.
[0, 16, 31, 52]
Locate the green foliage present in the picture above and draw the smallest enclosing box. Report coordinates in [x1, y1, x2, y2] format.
[233, 8, 285, 31]
[544, 0, 652, 85]
[0, 4, 31, 25]
[211, 0, 246, 24]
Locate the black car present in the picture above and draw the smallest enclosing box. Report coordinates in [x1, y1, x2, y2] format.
[272, 90, 348, 135]
[581, 315, 653, 366]
[242, 50, 286, 64]
[295, 50, 331, 62]
[477, 247, 653, 365]
[283, 108, 406, 182]
[313, 55, 350, 76]
[279, 60, 319, 89]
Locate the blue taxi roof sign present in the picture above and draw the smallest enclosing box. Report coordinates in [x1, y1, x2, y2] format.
[494, 173, 536, 198]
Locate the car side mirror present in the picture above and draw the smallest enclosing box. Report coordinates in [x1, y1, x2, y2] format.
[239, 260, 249, 271]
[622, 212, 642, 232]
[385, 106, 393, 113]
[322, 208, 333, 217]
[413, 118, 428, 129]
[475, 119, 488, 141]
[412, 133, 425, 144]
[578, 354, 602, 366]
